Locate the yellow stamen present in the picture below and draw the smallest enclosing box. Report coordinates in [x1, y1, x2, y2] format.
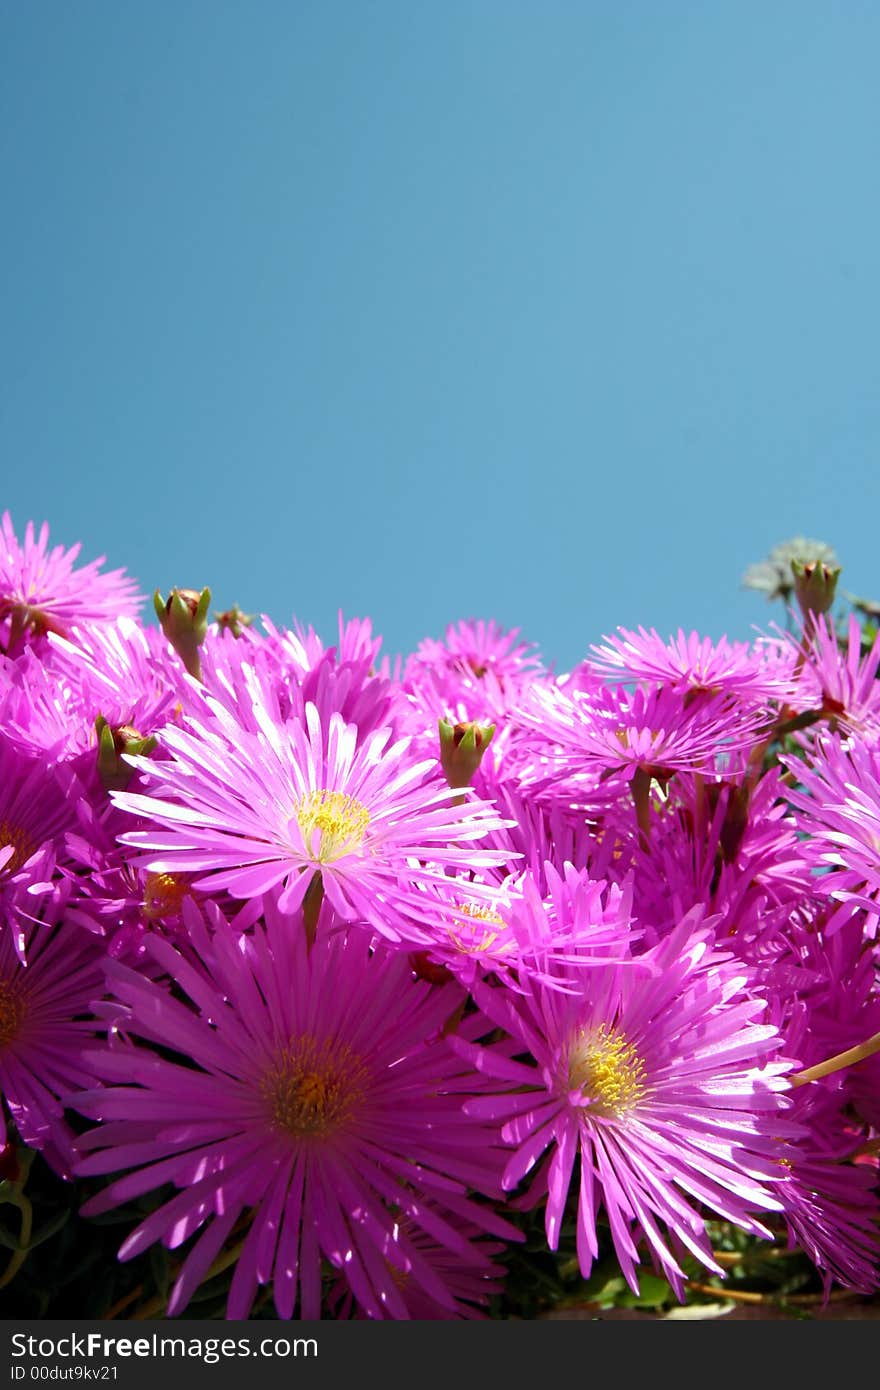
[449, 902, 508, 956]
[0, 978, 25, 1050]
[0, 821, 37, 878]
[261, 1035, 367, 1139]
[459, 903, 504, 923]
[142, 872, 190, 920]
[568, 1022, 648, 1118]
[296, 790, 370, 863]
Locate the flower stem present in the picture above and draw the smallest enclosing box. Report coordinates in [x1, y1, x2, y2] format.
[631, 768, 653, 841]
[0, 1191, 33, 1290]
[302, 870, 324, 950]
[791, 1030, 880, 1087]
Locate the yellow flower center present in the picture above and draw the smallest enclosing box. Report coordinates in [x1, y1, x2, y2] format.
[142, 872, 190, 920]
[295, 790, 370, 863]
[0, 978, 26, 1050]
[568, 1022, 648, 1118]
[0, 820, 37, 877]
[450, 902, 508, 955]
[261, 1035, 368, 1140]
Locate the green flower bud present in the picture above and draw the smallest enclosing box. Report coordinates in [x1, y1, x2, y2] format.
[438, 718, 495, 790]
[742, 537, 839, 602]
[214, 603, 256, 639]
[95, 714, 157, 792]
[154, 586, 212, 679]
[791, 558, 841, 621]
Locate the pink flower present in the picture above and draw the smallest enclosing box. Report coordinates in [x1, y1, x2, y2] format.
[589, 626, 796, 706]
[0, 513, 142, 655]
[456, 915, 796, 1299]
[404, 619, 547, 724]
[407, 863, 638, 995]
[112, 692, 511, 942]
[786, 614, 880, 737]
[786, 732, 880, 916]
[0, 901, 108, 1177]
[0, 736, 89, 958]
[73, 902, 516, 1319]
[776, 1001, 880, 1293]
[511, 681, 768, 785]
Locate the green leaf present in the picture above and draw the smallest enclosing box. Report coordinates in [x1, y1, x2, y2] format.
[617, 1274, 674, 1308]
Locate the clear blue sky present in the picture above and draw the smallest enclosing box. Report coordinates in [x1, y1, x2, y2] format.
[2, 1, 878, 671]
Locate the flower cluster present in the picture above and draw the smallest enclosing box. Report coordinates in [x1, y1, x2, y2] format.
[1, 512, 878, 1318]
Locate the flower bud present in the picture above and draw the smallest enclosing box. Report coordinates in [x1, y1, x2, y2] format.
[438, 718, 495, 790]
[742, 537, 838, 602]
[214, 603, 255, 639]
[154, 586, 211, 679]
[791, 559, 841, 621]
[95, 715, 157, 792]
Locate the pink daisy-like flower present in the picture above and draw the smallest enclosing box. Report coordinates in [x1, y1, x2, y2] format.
[589, 626, 796, 706]
[1, 901, 108, 1177]
[775, 1002, 880, 1293]
[0, 736, 89, 958]
[111, 691, 511, 941]
[404, 618, 547, 724]
[456, 914, 797, 1299]
[1, 626, 176, 773]
[60, 794, 263, 961]
[46, 618, 182, 744]
[509, 684, 768, 808]
[410, 618, 543, 689]
[63, 832, 228, 960]
[0, 513, 142, 655]
[199, 623, 401, 751]
[786, 614, 880, 737]
[774, 908, 880, 1135]
[0, 648, 87, 761]
[408, 863, 638, 995]
[785, 732, 880, 916]
[73, 904, 516, 1319]
[260, 612, 385, 684]
[780, 1115, 880, 1294]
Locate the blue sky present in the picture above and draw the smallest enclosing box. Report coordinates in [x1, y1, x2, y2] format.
[2, 1, 878, 671]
